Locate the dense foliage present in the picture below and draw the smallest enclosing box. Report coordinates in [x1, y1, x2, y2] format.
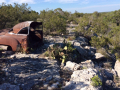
[38, 8, 83, 35]
[0, 3, 39, 29]
[74, 10, 120, 60]
[38, 8, 67, 35]
[91, 75, 102, 87]
[0, 3, 82, 35]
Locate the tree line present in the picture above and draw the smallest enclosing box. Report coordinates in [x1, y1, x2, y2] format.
[0, 3, 83, 35]
[0, 3, 39, 29]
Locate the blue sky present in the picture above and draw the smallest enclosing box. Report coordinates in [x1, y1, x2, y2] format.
[0, 0, 120, 13]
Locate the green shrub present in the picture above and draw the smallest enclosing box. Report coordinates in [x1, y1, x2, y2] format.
[0, 48, 3, 51]
[82, 66, 87, 69]
[44, 40, 79, 63]
[91, 75, 102, 87]
[44, 51, 49, 57]
[115, 53, 120, 62]
[114, 75, 120, 87]
[90, 36, 110, 49]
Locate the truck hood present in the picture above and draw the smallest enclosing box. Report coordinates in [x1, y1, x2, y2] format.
[0, 28, 11, 35]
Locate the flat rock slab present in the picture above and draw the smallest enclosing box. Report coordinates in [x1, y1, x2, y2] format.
[2, 58, 60, 90]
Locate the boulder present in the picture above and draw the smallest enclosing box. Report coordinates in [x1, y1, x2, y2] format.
[76, 36, 88, 43]
[81, 60, 94, 68]
[63, 68, 102, 90]
[105, 80, 114, 86]
[73, 41, 87, 57]
[64, 61, 82, 71]
[94, 53, 106, 61]
[76, 36, 88, 46]
[115, 60, 120, 77]
[104, 79, 117, 90]
[85, 46, 96, 53]
[95, 53, 104, 59]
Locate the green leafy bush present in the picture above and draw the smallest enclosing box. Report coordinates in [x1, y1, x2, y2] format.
[39, 8, 67, 35]
[90, 36, 110, 49]
[44, 51, 49, 57]
[115, 53, 120, 62]
[91, 75, 102, 87]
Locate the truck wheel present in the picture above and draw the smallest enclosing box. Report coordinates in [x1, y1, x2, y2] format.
[7, 46, 12, 51]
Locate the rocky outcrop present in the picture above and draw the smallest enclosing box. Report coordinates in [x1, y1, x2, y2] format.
[63, 60, 119, 90]
[63, 68, 102, 90]
[0, 34, 118, 90]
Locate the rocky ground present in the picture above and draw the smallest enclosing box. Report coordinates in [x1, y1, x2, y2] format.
[0, 25, 120, 90]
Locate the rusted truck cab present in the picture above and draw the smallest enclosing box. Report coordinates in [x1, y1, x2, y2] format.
[0, 21, 43, 52]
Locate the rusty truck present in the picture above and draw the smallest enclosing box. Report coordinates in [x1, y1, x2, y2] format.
[0, 21, 43, 53]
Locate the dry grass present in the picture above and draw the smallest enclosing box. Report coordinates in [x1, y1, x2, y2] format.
[114, 75, 120, 88]
[67, 36, 75, 41]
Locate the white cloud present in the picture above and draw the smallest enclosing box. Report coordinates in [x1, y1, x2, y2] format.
[8, 0, 35, 4]
[0, 0, 6, 3]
